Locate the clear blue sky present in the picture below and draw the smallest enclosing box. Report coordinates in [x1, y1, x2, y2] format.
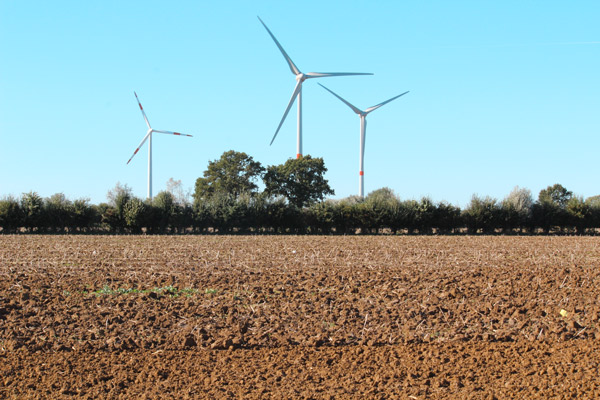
[1, 1, 598, 206]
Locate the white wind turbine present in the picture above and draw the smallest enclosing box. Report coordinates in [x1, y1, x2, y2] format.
[258, 16, 372, 159]
[319, 83, 408, 198]
[127, 91, 192, 200]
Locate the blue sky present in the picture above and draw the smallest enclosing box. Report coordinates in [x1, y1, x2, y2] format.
[1, 1, 598, 206]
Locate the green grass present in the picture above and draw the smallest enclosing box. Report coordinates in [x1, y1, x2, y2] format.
[92, 285, 200, 297]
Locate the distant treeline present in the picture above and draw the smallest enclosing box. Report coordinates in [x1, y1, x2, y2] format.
[2, 151, 599, 234]
[1, 183, 599, 235]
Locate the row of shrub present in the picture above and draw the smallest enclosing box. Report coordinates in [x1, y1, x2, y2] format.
[1, 184, 599, 234]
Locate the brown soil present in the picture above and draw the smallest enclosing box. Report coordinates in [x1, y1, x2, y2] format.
[1, 235, 599, 398]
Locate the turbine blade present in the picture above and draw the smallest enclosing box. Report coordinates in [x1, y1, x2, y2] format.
[134, 91, 151, 129]
[318, 83, 363, 115]
[127, 130, 151, 165]
[257, 16, 301, 76]
[153, 130, 193, 137]
[305, 72, 373, 78]
[270, 80, 302, 146]
[365, 91, 409, 114]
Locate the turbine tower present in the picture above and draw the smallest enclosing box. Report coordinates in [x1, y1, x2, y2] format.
[258, 16, 372, 159]
[319, 83, 408, 198]
[127, 91, 192, 200]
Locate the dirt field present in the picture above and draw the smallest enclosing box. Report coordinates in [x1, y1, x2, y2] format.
[1, 235, 599, 398]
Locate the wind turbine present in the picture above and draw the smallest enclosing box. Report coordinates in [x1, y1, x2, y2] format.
[319, 83, 408, 198]
[258, 16, 372, 159]
[127, 91, 192, 200]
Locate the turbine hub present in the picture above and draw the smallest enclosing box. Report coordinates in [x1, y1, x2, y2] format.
[296, 73, 306, 82]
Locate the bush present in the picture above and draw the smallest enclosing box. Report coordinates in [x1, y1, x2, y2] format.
[463, 195, 500, 234]
[0, 196, 21, 233]
[124, 197, 146, 233]
[566, 196, 590, 234]
[20, 192, 43, 232]
[501, 186, 533, 233]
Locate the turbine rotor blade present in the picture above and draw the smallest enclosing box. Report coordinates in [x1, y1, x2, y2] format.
[153, 130, 193, 137]
[365, 91, 410, 114]
[305, 72, 373, 79]
[270, 80, 303, 146]
[134, 91, 151, 129]
[257, 16, 301, 76]
[127, 130, 152, 165]
[318, 83, 363, 115]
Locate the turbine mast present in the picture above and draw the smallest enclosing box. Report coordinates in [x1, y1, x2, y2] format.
[148, 132, 153, 200]
[297, 87, 302, 158]
[359, 115, 366, 198]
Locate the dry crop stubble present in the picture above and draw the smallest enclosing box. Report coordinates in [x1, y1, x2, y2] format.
[1, 235, 600, 398]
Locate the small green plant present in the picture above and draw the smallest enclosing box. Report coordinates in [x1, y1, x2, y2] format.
[205, 288, 219, 295]
[92, 285, 199, 297]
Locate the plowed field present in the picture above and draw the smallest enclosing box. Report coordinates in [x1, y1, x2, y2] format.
[1, 235, 599, 398]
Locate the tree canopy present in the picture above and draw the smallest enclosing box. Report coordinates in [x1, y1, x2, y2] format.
[194, 150, 264, 201]
[538, 184, 573, 208]
[263, 155, 334, 208]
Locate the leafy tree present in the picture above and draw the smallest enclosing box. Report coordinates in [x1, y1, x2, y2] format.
[152, 191, 176, 233]
[586, 195, 600, 229]
[416, 197, 436, 234]
[124, 197, 146, 233]
[332, 196, 362, 234]
[263, 155, 334, 208]
[363, 188, 400, 233]
[20, 191, 44, 232]
[44, 193, 73, 232]
[501, 186, 533, 232]
[434, 201, 461, 234]
[539, 184, 572, 208]
[0, 196, 21, 233]
[194, 150, 265, 201]
[566, 196, 590, 234]
[106, 182, 133, 232]
[307, 200, 336, 233]
[70, 198, 97, 231]
[586, 195, 600, 207]
[395, 200, 419, 233]
[534, 184, 571, 233]
[463, 195, 499, 234]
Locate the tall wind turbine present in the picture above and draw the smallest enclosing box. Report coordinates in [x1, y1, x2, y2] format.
[258, 16, 372, 159]
[319, 83, 408, 198]
[127, 91, 192, 200]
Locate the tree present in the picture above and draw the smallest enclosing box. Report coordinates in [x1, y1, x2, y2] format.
[433, 201, 461, 234]
[194, 150, 265, 202]
[364, 188, 400, 233]
[501, 186, 533, 232]
[263, 155, 334, 208]
[124, 197, 146, 233]
[416, 197, 436, 234]
[534, 184, 572, 232]
[166, 178, 190, 205]
[0, 196, 21, 233]
[44, 193, 73, 232]
[105, 182, 133, 232]
[566, 196, 590, 234]
[151, 191, 176, 233]
[20, 191, 44, 232]
[538, 184, 572, 208]
[463, 195, 500, 234]
[70, 198, 97, 231]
